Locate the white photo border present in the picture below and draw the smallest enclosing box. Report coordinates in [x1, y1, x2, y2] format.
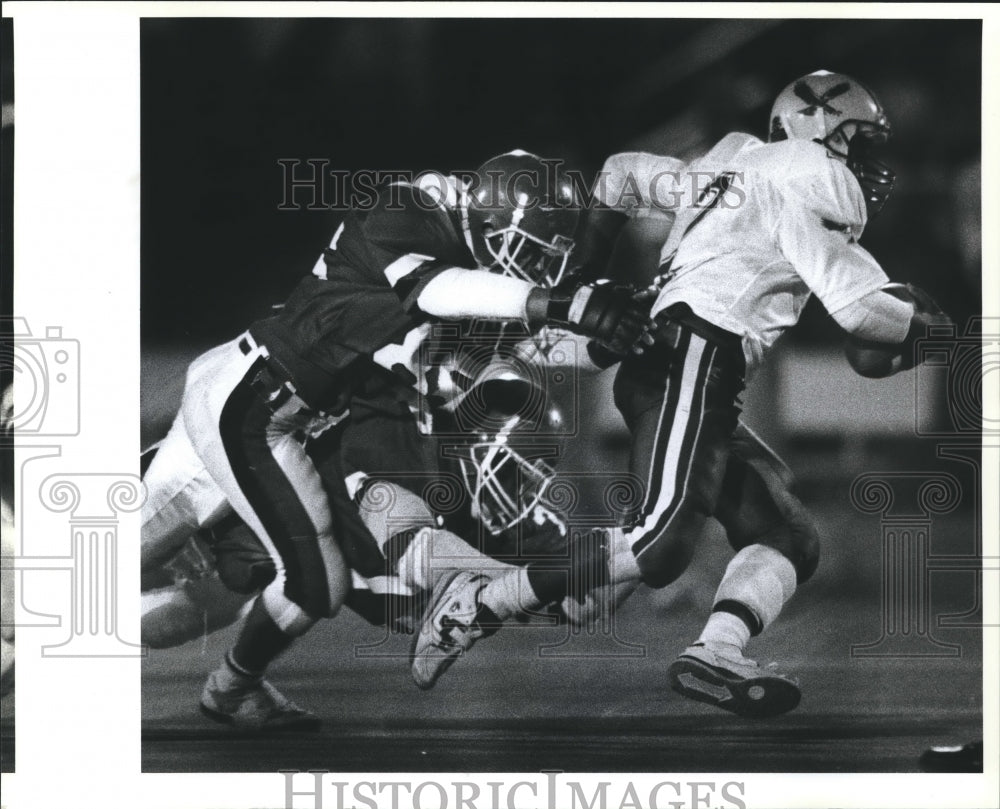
[2, 3, 997, 809]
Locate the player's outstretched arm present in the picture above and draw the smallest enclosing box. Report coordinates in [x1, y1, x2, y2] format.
[415, 268, 651, 355]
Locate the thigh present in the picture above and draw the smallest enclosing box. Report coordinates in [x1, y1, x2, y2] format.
[618, 329, 743, 587]
[185, 342, 348, 616]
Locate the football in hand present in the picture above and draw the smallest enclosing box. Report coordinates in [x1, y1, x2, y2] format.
[844, 336, 907, 378]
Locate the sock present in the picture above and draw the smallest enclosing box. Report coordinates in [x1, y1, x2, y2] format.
[480, 568, 540, 621]
[699, 544, 798, 650]
[606, 526, 642, 585]
[696, 610, 752, 652]
[479, 531, 613, 621]
[479, 560, 575, 621]
[228, 595, 295, 677]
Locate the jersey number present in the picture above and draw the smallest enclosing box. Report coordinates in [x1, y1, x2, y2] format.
[655, 171, 738, 289]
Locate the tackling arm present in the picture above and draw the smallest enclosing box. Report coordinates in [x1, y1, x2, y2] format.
[415, 268, 650, 356]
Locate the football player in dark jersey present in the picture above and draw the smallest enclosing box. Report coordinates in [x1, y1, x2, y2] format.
[140, 367, 572, 660]
[140, 150, 652, 729]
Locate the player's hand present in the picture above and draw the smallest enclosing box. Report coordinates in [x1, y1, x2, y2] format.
[527, 281, 652, 357]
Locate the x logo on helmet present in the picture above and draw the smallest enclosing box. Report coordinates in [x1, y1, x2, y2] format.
[793, 80, 851, 116]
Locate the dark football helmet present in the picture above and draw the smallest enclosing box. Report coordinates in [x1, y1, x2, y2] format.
[445, 364, 565, 536]
[769, 70, 895, 216]
[464, 150, 579, 286]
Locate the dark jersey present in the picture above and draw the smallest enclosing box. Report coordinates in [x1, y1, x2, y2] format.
[250, 180, 477, 412]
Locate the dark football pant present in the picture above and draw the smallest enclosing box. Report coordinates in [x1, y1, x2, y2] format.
[614, 306, 747, 589]
[719, 423, 820, 584]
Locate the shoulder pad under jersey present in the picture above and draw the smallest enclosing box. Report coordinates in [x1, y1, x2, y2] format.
[751, 139, 867, 235]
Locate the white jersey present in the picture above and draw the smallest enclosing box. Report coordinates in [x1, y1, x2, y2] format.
[598, 133, 889, 368]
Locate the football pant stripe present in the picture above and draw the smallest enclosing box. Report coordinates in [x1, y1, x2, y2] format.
[218, 363, 342, 624]
[628, 334, 709, 557]
[645, 342, 717, 547]
[639, 329, 691, 520]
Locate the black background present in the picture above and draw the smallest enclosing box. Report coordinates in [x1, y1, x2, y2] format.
[140, 18, 982, 344]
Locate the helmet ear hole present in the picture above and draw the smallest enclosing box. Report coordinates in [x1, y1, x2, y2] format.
[769, 118, 788, 142]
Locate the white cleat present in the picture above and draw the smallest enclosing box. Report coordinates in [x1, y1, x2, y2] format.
[200, 668, 320, 731]
[667, 642, 800, 718]
[410, 570, 495, 690]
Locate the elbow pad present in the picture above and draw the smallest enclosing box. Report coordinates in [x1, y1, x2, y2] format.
[834, 287, 914, 344]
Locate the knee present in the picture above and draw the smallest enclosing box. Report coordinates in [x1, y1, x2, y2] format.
[789, 516, 821, 583]
[281, 561, 351, 625]
[141, 585, 208, 649]
[634, 535, 698, 589]
[291, 584, 346, 624]
[261, 582, 321, 637]
[749, 508, 821, 584]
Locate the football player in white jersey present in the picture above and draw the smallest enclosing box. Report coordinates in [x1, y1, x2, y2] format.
[411, 71, 952, 717]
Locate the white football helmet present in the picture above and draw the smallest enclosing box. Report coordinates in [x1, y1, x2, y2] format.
[769, 70, 895, 215]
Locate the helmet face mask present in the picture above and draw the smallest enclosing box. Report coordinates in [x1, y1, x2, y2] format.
[769, 70, 896, 217]
[481, 227, 575, 287]
[443, 367, 565, 536]
[466, 150, 579, 287]
[458, 429, 556, 535]
[842, 124, 895, 217]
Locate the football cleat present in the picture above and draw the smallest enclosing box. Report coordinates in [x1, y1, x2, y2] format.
[200, 667, 321, 731]
[667, 642, 801, 719]
[410, 570, 496, 690]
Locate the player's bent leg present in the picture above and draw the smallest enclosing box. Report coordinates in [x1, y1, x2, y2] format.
[670, 426, 819, 718]
[615, 321, 743, 590]
[142, 576, 253, 649]
[141, 415, 232, 583]
[354, 477, 514, 591]
[187, 339, 350, 730]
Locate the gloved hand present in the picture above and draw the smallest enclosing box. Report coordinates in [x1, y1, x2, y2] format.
[527, 280, 653, 358]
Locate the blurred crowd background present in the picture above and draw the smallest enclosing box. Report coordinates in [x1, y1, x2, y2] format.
[141, 17, 983, 485]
